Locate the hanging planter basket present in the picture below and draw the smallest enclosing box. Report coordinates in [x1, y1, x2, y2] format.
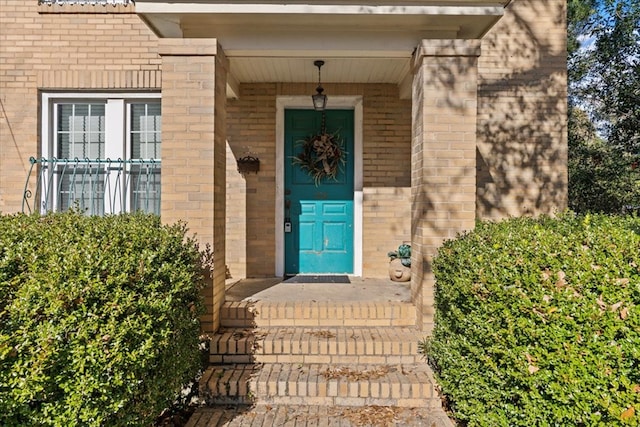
[237, 155, 260, 175]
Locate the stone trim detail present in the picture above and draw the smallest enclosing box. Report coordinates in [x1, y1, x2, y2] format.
[37, 70, 161, 89]
[412, 40, 481, 72]
[38, 3, 134, 14]
[158, 39, 220, 57]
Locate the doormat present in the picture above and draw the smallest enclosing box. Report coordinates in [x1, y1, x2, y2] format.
[283, 275, 351, 284]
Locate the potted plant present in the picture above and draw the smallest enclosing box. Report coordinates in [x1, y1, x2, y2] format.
[387, 243, 411, 282]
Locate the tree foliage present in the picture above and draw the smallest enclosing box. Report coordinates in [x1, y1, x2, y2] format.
[568, 0, 640, 212]
[567, 0, 598, 58]
[569, 107, 640, 213]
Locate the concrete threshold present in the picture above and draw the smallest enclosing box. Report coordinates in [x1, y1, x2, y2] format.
[224, 277, 411, 303]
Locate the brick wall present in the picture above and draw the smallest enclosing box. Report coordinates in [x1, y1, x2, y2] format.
[226, 141, 247, 279]
[158, 39, 228, 333]
[0, 0, 160, 212]
[477, 0, 568, 218]
[411, 39, 480, 333]
[226, 83, 278, 278]
[361, 85, 412, 277]
[362, 187, 411, 276]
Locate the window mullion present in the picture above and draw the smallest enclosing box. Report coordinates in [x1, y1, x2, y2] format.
[105, 99, 125, 214]
[46, 101, 57, 212]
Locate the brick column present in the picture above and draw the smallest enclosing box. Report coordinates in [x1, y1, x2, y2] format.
[159, 39, 228, 334]
[411, 40, 480, 333]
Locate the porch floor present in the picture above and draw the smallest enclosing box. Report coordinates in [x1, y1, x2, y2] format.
[224, 277, 412, 303]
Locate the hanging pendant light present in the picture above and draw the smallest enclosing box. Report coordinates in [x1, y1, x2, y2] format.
[312, 60, 327, 111]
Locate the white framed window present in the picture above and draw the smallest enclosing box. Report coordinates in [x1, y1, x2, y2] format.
[40, 92, 161, 215]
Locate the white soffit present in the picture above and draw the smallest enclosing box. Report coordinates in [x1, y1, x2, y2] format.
[230, 57, 412, 84]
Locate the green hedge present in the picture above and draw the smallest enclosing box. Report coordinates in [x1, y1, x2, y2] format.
[0, 211, 211, 427]
[425, 213, 640, 426]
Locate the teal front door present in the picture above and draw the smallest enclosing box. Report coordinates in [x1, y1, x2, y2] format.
[284, 109, 354, 274]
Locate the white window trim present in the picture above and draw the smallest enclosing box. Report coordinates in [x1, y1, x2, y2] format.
[40, 92, 161, 214]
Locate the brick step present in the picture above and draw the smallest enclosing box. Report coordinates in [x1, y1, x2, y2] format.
[220, 300, 416, 328]
[199, 363, 438, 407]
[186, 404, 454, 427]
[209, 327, 425, 365]
[198, 364, 259, 405]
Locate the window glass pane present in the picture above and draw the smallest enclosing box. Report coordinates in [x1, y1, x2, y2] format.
[57, 166, 106, 216]
[129, 164, 161, 215]
[57, 103, 105, 159]
[58, 133, 71, 158]
[58, 105, 73, 132]
[131, 102, 161, 159]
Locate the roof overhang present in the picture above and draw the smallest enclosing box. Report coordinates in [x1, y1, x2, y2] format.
[136, 1, 509, 96]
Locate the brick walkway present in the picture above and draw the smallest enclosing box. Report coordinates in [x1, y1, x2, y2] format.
[187, 405, 452, 426]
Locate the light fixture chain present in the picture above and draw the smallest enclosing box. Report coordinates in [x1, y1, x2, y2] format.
[321, 110, 327, 135]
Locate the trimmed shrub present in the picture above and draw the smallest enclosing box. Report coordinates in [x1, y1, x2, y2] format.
[424, 213, 640, 426]
[0, 211, 211, 427]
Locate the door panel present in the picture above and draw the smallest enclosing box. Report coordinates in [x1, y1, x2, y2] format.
[284, 109, 354, 274]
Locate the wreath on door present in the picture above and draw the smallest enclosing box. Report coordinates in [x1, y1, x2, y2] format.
[291, 112, 346, 185]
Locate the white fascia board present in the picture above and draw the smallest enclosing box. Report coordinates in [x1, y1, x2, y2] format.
[136, 3, 504, 17]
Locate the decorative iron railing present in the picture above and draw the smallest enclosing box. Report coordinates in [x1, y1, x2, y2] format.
[23, 157, 161, 216]
[38, 0, 133, 5]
